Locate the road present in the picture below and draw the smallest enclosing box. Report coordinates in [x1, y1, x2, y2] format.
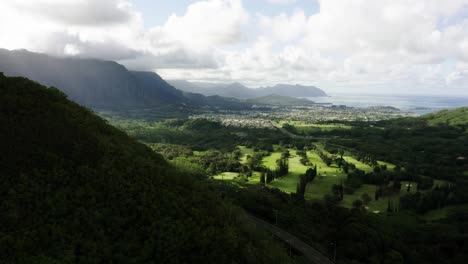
[247, 214, 335, 264]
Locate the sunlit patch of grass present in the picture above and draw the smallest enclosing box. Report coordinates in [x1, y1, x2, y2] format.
[246, 171, 261, 185]
[304, 149, 346, 200]
[342, 155, 373, 172]
[377, 161, 396, 170]
[213, 172, 239, 180]
[274, 121, 353, 131]
[262, 152, 282, 169]
[269, 150, 309, 193]
[237, 145, 254, 164]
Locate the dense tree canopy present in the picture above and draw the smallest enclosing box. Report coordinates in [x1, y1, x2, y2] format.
[0, 74, 291, 263]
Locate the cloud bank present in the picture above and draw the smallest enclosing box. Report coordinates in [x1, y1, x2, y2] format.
[0, 0, 467, 94]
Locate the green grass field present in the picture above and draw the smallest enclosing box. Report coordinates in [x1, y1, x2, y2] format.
[262, 152, 283, 169]
[377, 161, 396, 170]
[217, 145, 451, 215]
[342, 154, 373, 172]
[304, 150, 346, 200]
[213, 172, 239, 180]
[274, 121, 353, 131]
[246, 171, 261, 185]
[238, 145, 254, 164]
[268, 149, 309, 193]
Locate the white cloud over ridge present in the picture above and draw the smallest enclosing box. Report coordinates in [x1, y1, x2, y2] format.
[0, 0, 467, 94]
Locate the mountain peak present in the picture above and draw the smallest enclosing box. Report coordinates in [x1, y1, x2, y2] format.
[170, 80, 327, 99]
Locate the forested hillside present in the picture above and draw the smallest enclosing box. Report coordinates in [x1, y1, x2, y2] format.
[0, 73, 290, 263]
[424, 107, 468, 126]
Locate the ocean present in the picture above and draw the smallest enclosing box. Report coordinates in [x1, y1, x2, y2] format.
[306, 94, 468, 115]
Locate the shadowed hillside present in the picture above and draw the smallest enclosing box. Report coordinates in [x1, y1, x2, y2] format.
[0, 73, 290, 263]
[0, 49, 250, 110]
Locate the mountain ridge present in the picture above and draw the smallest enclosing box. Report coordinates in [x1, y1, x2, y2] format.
[0, 48, 249, 110]
[247, 94, 317, 106]
[168, 79, 328, 99]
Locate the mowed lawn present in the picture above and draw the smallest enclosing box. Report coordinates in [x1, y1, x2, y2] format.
[246, 171, 261, 185]
[238, 145, 254, 164]
[342, 154, 373, 172]
[377, 161, 396, 170]
[274, 121, 353, 131]
[213, 172, 239, 180]
[268, 149, 309, 193]
[262, 152, 283, 169]
[235, 145, 431, 215]
[305, 150, 346, 200]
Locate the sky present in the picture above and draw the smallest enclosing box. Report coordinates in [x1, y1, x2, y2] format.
[0, 0, 468, 95]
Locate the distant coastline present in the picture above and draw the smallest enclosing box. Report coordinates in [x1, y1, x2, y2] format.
[305, 94, 468, 115]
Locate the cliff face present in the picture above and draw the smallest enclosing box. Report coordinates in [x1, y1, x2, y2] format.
[0, 49, 187, 108]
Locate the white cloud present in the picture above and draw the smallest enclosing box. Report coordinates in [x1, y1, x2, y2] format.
[0, 0, 467, 94]
[157, 0, 249, 48]
[10, 0, 135, 26]
[0, 0, 248, 69]
[245, 0, 468, 93]
[259, 10, 307, 42]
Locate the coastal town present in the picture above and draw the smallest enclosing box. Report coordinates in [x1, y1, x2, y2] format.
[190, 104, 417, 129]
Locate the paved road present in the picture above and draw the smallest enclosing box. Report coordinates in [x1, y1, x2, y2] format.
[247, 214, 334, 264]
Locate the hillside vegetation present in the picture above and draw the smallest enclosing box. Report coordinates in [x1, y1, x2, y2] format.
[424, 107, 468, 126]
[0, 74, 290, 263]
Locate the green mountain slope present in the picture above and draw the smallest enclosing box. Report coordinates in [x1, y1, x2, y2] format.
[424, 107, 468, 126]
[0, 73, 289, 263]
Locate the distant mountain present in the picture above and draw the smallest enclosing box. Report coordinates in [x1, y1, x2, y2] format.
[247, 94, 317, 106]
[263, 84, 327, 98]
[0, 49, 248, 109]
[424, 107, 468, 126]
[168, 80, 328, 99]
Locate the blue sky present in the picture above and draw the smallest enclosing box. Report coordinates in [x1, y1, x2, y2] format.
[1, 0, 467, 95]
[132, 0, 320, 27]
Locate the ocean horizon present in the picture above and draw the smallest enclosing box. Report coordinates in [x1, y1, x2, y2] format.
[306, 93, 468, 115]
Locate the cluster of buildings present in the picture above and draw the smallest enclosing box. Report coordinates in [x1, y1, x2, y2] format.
[190, 105, 416, 128]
